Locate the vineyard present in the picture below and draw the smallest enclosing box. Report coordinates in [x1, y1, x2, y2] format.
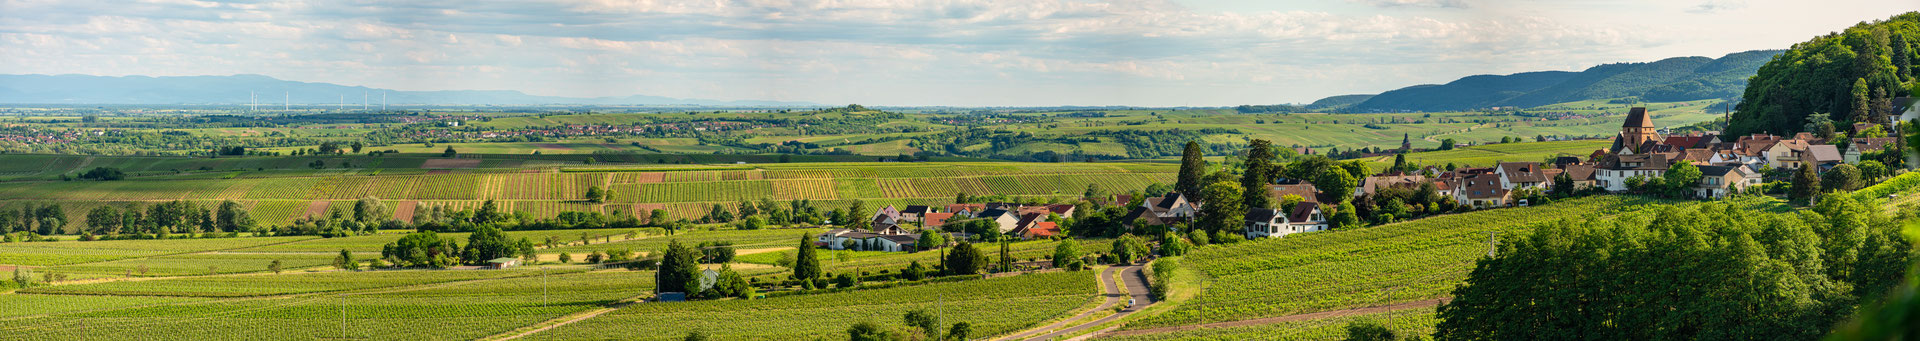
[0, 269, 636, 340]
[0, 157, 1179, 232]
[532, 270, 1100, 340]
[1123, 196, 1680, 329]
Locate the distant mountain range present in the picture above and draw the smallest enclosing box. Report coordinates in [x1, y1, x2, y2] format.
[1325, 49, 1783, 112]
[0, 74, 822, 106]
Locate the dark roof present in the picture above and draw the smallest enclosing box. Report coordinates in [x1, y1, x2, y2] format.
[1560, 164, 1597, 181]
[1460, 173, 1508, 199]
[1698, 165, 1741, 177]
[977, 208, 1010, 219]
[1623, 107, 1653, 128]
[902, 205, 930, 215]
[1153, 193, 1185, 209]
[1287, 202, 1321, 223]
[1244, 208, 1281, 223]
[1497, 162, 1548, 183]
[1600, 153, 1671, 171]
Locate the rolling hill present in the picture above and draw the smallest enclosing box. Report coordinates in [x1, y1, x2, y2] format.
[1337, 49, 1782, 112]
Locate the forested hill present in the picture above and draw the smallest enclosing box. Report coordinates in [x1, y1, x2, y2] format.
[1729, 12, 1920, 137]
[1339, 49, 1782, 112]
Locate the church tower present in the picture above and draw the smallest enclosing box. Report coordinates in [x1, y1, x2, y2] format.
[1621, 107, 1658, 146]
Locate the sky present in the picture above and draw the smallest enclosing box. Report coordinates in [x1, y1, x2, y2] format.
[0, 0, 1914, 107]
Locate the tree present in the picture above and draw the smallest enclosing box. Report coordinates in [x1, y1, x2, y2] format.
[586, 186, 605, 203]
[916, 232, 942, 251]
[1791, 164, 1821, 204]
[1391, 154, 1410, 174]
[268, 259, 282, 274]
[1279, 194, 1305, 213]
[945, 240, 984, 275]
[334, 249, 357, 270]
[1824, 164, 1863, 192]
[1241, 139, 1276, 210]
[1111, 234, 1149, 264]
[78, 167, 125, 181]
[1858, 160, 1887, 181]
[1317, 167, 1356, 204]
[948, 322, 972, 341]
[1552, 171, 1575, 196]
[1195, 181, 1245, 234]
[216, 200, 253, 232]
[558, 252, 572, 264]
[1896, 33, 1914, 82]
[1345, 320, 1397, 341]
[847, 321, 895, 341]
[848, 200, 870, 231]
[649, 209, 670, 226]
[794, 234, 823, 282]
[1083, 183, 1105, 199]
[350, 141, 365, 153]
[441, 146, 457, 157]
[353, 197, 386, 224]
[1434, 202, 1906, 340]
[903, 261, 927, 280]
[1663, 161, 1703, 198]
[1176, 141, 1206, 199]
[715, 263, 753, 299]
[659, 239, 701, 293]
[459, 226, 516, 265]
[1052, 238, 1082, 270]
[1439, 138, 1457, 150]
[1852, 78, 1873, 124]
[904, 309, 940, 340]
[1331, 201, 1361, 230]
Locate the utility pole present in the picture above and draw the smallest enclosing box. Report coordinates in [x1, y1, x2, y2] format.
[1487, 231, 1498, 257]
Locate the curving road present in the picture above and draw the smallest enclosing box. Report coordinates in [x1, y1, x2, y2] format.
[1002, 264, 1154, 341]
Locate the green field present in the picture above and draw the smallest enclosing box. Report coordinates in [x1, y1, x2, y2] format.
[0, 158, 1174, 231]
[534, 270, 1100, 340]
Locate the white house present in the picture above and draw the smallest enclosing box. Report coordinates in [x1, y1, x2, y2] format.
[1243, 202, 1327, 239]
[1595, 153, 1670, 192]
[1495, 162, 1549, 191]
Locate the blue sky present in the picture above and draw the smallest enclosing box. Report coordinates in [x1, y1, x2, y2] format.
[0, 0, 1913, 106]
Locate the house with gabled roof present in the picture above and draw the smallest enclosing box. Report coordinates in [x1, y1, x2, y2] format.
[1844, 137, 1898, 163]
[900, 205, 930, 222]
[1143, 192, 1197, 220]
[1494, 162, 1548, 190]
[1454, 173, 1510, 208]
[1244, 202, 1327, 239]
[1695, 165, 1761, 199]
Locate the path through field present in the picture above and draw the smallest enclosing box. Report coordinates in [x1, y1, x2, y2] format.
[486, 301, 636, 341]
[997, 264, 1152, 341]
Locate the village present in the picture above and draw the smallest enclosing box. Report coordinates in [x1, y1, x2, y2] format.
[817, 106, 1910, 252]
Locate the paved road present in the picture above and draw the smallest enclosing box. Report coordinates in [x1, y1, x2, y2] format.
[995, 266, 1128, 340]
[1023, 264, 1154, 340]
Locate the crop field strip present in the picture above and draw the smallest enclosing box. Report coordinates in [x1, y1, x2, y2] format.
[0, 268, 629, 340]
[530, 270, 1099, 340]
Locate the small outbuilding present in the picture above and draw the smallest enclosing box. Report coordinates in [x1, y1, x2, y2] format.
[487, 257, 519, 269]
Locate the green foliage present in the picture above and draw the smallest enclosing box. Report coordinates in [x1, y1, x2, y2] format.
[1345, 320, 1398, 341]
[1051, 238, 1082, 269]
[1242, 139, 1276, 210]
[1177, 141, 1206, 200]
[1111, 233, 1150, 264]
[795, 234, 823, 281]
[659, 239, 701, 294]
[945, 240, 986, 275]
[1826, 164, 1864, 193]
[1731, 12, 1916, 136]
[1196, 181, 1245, 234]
[1793, 165, 1823, 204]
[1435, 199, 1912, 340]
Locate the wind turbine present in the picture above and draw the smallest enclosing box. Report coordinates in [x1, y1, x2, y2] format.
[250, 91, 256, 112]
[284, 92, 289, 111]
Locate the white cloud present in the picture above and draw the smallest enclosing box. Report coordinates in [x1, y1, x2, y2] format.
[0, 0, 1909, 105]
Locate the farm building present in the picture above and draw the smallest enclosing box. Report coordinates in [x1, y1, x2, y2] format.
[487, 258, 519, 269]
